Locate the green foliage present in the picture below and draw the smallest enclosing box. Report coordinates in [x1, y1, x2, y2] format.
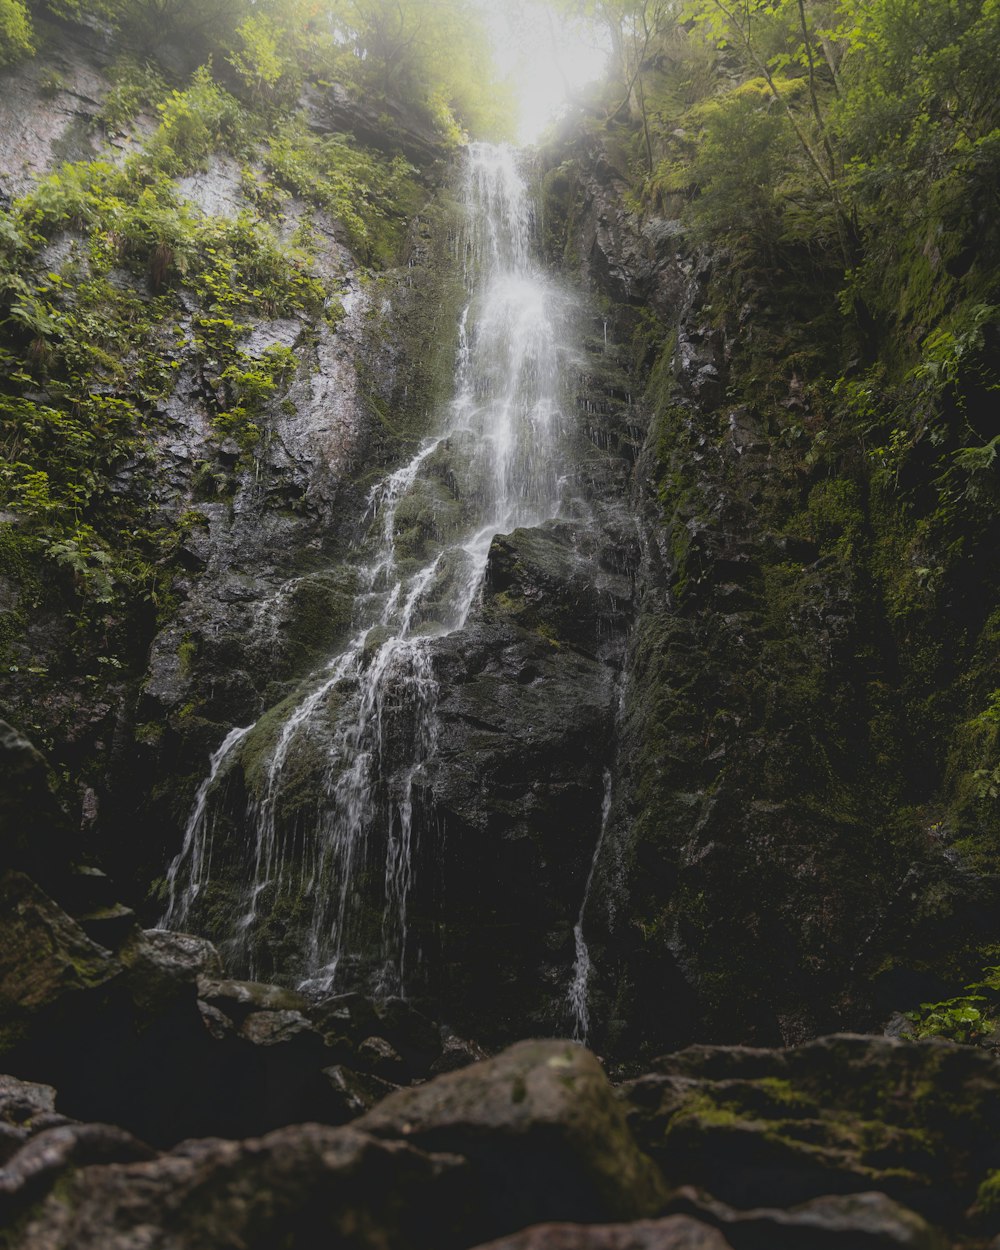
[261, 115, 419, 263]
[977, 1170, 1000, 1218]
[0, 0, 33, 66]
[215, 343, 298, 448]
[903, 966, 1000, 1045]
[326, 0, 514, 140]
[146, 67, 243, 175]
[98, 56, 169, 132]
[680, 80, 795, 256]
[0, 72, 336, 632]
[227, 13, 300, 105]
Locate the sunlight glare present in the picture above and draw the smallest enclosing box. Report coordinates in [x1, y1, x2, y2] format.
[480, 1, 609, 145]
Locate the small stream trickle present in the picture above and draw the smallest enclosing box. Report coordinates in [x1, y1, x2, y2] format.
[568, 768, 613, 1043]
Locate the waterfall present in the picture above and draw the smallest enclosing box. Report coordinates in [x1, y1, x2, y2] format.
[161, 143, 577, 997]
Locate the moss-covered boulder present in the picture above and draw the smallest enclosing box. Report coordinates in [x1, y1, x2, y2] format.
[0, 871, 122, 1060]
[622, 1034, 1000, 1222]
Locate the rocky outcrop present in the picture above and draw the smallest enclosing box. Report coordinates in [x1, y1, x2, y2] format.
[1, 1033, 987, 1250]
[1, 1040, 668, 1250]
[0, 800, 489, 1147]
[622, 1034, 1000, 1225]
[0, 16, 464, 934]
[537, 117, 1000, 1056]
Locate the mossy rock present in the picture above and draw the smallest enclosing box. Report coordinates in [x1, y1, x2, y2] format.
[622, 1034, 1000, 1221]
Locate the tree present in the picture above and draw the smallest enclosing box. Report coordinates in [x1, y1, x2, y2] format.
[552, 0, 676, 167]
[328, 0, 514, 138]
[0, 0, 33, 65]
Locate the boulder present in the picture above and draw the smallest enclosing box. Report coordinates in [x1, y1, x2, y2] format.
[430, 1029, 490, 1075]
[322, 1064, 399, 1117]
[0, 1122, 155, 1223]
[375, 996, 443, 1072]
[666, 1187, 944, 1249]
[75, 905, 137, 948]
[0, 871, 121, 1059]
[622, 1034, 1000, 1220]
[470, 1218, 732, 1250]
[136, 931, 223, 980]
[119, 929, 222, 1022]
[196, 977, 308, 1021]
[357, 1039, 667, 1243]
[238, 1009, 320, 1048]
[357, 1034, 406, 1079]
[310, 991, 381, 1043]
[0, 1076, 70, 1165]
[0, 723, 71, 888]
[10, 1123, 470, 1250]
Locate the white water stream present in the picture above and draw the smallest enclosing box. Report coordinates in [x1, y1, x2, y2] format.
[162, 143, 579, 997]
[568, 768, 612, 1042]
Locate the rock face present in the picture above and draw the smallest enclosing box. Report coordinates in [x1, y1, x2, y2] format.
[666, 1191, 945, 1250]
[0, 722, 73, 891]
[537, 121, 1000, 1056]
[423, 516, 635, 1039]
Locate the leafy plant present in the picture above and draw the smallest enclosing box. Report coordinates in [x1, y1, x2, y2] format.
[903, 967, 1000, 1044]
[0, 0, 32, 66]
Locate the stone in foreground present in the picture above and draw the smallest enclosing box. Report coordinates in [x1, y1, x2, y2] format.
[11, 1123, 468, 1250]
[470, 1216, 733, 1249]
[358, 1038, 668, 1242]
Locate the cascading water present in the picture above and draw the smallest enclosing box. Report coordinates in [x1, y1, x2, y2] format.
[162, 143, 578, 998]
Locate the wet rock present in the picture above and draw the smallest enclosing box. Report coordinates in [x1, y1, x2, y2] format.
[430, 1029, 490, 1075]
[137, 931, 223, 980]
[11, 1123, 469, 1250]
[311, 991, 381, 1043]
[622, 1034, 1000, 1221]
[0, 871, 121, 1058]
[358, 1035, 406, 1079]
[375, 996, 443, 1072]
[75, 904, 137, 947]
[470, 1217, 733, 1250]
[119, 929, 220, 1021]
[57, 866, 117, 916]
[175, 154, 245, 220]
[196, 1001, 233, 1042]
[0, 723, 72, 889]
[0, 1076, 58, 1128]
[0, 1121, 154, 1222]
[196, 977, 309, 1021]
[322, 1064, 400, 1117]
[358, 1039, 667, 1240]
[0, 1076, 70, 1164]
[238, 1009, 320, 1048]
[303, 79, 446, 168]
[0, 36, 109, 200]
[427, 613, 618, 1039]
[664, 1188, 944, 1249]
